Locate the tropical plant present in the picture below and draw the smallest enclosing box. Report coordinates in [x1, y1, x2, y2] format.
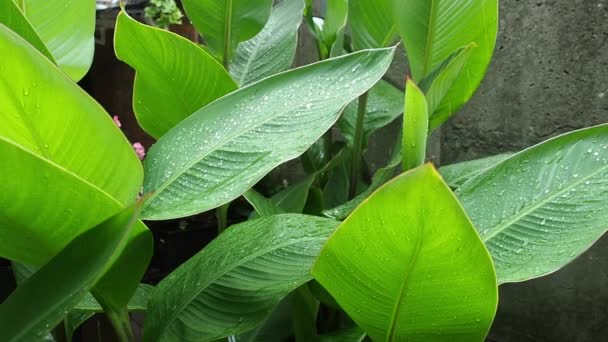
[0, 0, 606, 341]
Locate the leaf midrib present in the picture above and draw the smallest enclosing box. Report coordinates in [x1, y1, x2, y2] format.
[386, 217, 424, 341]
[161, 235, 330, 339]
[421, 0, 438, 77]
[480, 162, 608, 243]
[0, 136, 126, 228]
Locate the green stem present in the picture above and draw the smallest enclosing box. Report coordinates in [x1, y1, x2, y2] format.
[222, 0, 233, 69]
[105, 308, 134, 342]
[216, 203, 229, 234]
[349, 92, 369, 199]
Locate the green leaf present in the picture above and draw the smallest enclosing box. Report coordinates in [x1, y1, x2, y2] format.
[291, 286, 319, 341]
[141, 47, 396, 220]
[0, 24, 153, 324]
[0, 203, 143, 341]
[143, 214, 340, 342]
[338, 80, 404, 148]
[316, 327, 366, 342]
[393, 0, 498, 121]
[232, 296, 295, 342]
[114, 11, 237, 139]
[0, 1, 54, 62]
[456, 124, 608, 283]
[349, 0, 397, 50]
[317, 0, 349, 57]
[402, 79, 428, 171]
[439, 153, 513, 189]
[313, 164, 498, 341]
[16, 0, 96, 81]
[243, 189, 284, 217]
[420, 43, 476, 129]
[229, 0, 304, 86]
[181, 0, 273, 63]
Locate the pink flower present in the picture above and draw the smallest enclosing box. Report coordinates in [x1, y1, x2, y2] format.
[132, 142, 146, 160]
[113, 115, 122, 128]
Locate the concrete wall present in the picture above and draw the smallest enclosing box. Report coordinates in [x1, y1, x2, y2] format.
[450, 1, 608, 341]
[307, 0, 608, 340]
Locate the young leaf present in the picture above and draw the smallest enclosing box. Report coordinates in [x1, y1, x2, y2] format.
[439, 153, 513, 189]
[0, 24, 153, 321]
[393, 0, 498, 122]
[316, 0, 349, 57]
[230, 0, 305, 86]
[181, 0, 273, 63]
[338, 80, 404, 148]
[313, 164, 498, 341]
[420, 43, 476, 129]
[0, 203, 143, 341]
[143, 214, 339, 342]
[456, 124, 608, 283]
[141, 47, 396, 220]
[11, 0, 96, 81]
[243, 189, 284, 217]
[402, 79, 429, 171]
[349, 0, 397, 50]
[0, 0, 54, 62]
[114, 11, 237, 139]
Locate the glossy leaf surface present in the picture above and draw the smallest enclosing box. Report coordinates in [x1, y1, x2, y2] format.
[17, 0, 96, 81]
[394, 0, 498, 120]
[181, 0, 273, 62]
[230, 0, 304, 86]
[402, 79, 428, 171]
[143, 214, 339, 342]
[313, 165, 498, 341]
[421, 43, 475, 129]
[456, 124, 608, 283]
[0, 204, 142, 341]
[439, 153, 512, 189]
[141, 47, 395, 220]
[338, 80, 404, 148]
[114, 11, 237, 138]
[349, 0, 397, 49]
[0, 25, 153, 319]
[0, 1, 54, 62]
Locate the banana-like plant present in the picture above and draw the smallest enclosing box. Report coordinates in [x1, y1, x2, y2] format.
[0, 0, 606, 341]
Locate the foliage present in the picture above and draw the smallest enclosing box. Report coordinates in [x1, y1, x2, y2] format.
[0, 0, 606, 341]
[144, 0, 183, 29]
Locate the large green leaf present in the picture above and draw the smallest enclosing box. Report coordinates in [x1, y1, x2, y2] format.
[181, 0, 273, 63]
[402, 79, 428, 171]
[393, 0, 498, 122]
[338, 80, 404, 148]
[439, 153, 513, 189]
[15, 0, 96, 81]
[114, 11, 237, 139]
[12, 262, 153, 340]
[229, 0, 304, 86]
[0, 203, 143, 341]
[349, 0, 397, 50]
[313, 164, 498, 341]
[0, 0, 54, 62]
[141, 47, 396, 220]
[0, 24, 153, 319]
[143, 214, 339, 342]
[456, 124, 608, 283]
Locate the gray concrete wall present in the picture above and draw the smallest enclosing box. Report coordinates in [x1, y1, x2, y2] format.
[449, 1, 608, 341]
[302, 0, 608, 340]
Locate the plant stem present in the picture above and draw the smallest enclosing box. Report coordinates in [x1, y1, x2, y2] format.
[222, 0, 233, 69]
[105, 308, 134, 342]
[217, 203, 229, 234]
[349, 92, 369, 199]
